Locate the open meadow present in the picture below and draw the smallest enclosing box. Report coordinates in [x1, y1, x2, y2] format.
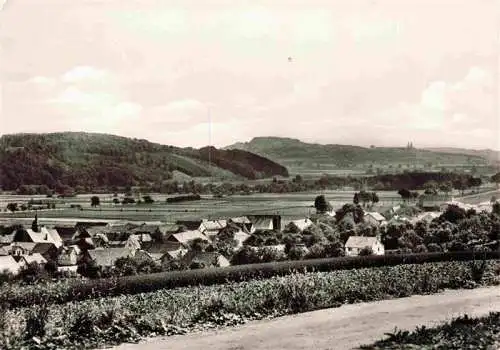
[0, 190, 406, 223]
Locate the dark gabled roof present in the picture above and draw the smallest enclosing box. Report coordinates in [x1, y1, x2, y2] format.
[75, 222, 109, 228]
[175, 220, 203, 231]
[131, 224, 160, 234]
[54, 226, 77, 240]
[145, 241, 183, 254]
[32, 242, 57, 255]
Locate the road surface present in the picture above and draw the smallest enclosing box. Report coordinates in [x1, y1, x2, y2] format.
[112, 287, 500, 350]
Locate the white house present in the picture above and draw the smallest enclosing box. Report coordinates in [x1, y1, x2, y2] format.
[0, 255, 23, 275]
[345, 236, 385, 256]
[364, 212, 387, 227]
[410, 212, 441, 225]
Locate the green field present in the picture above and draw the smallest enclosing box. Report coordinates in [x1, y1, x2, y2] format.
[1, 188, 497, 224]
[0, 191, 404, 223]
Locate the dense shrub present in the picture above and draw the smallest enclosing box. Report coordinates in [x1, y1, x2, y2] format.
[0, 252, 498, 309]
[0, 260, 498, 349]
[361, 312, 500, 350]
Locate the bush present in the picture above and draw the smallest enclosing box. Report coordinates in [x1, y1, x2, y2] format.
[0, 251, 498, 309]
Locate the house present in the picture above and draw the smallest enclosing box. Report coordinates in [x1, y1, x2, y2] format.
[345, 236, 385, 256]
[8, 242, 37, 257]
[410, 212, 441, 225]
[85, 248, 135, 268]
[200, 220, 227, 238]
[0, 256, 22, 275]
[387, 215, 411, 225]
[216, 225, 251, 249]
[165, 230, 210, 246]
[175, 220, 204, 231]
[364, 212, 387, 227]
[13, 227, 63, 248]
[144, 242, 188, 262]
[182, 251, 230, 268]
[32, 242, 59, 261]
[283, 218, 314, 232]
[54, 225, 79, 244]
[57, 245, 81, 266]
[228, 217, 254, 233]
[248, 215, 281, 231]
[20, 253, 47, 267]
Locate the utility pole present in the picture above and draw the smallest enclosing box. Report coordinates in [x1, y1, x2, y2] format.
[208, 106, 212, 172]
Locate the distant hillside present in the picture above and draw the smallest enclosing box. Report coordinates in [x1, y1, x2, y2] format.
[424, 147, 500, 164]
[225, 137, 491, 171]
[0, 132, 288, 191]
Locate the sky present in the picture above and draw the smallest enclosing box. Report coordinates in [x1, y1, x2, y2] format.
[1, 0, 499, 150]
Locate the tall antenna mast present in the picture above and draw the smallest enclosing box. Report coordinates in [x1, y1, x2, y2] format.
[208, 106, 212, 172]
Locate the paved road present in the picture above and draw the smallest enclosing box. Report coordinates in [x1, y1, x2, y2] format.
[112, 287, 500, 350]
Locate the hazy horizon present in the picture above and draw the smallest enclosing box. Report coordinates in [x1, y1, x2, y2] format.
[1, 0, 499, 151]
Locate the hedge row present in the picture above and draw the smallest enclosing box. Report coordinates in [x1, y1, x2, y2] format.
[1, 251, 498, 309]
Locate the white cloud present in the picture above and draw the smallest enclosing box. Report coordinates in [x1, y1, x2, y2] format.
[61, 66, 108, 83]
[29, 76, 55, 85]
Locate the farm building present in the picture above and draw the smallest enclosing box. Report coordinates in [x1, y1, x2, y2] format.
[345, 236, 384, 257]
[364, 212, 387, 227]
[248, 215, 281, 231]
[175, 220, 204, 231]
[166, 230, 210, 246]
[228, 217, 254, 233]
[84, 247, 135, 268]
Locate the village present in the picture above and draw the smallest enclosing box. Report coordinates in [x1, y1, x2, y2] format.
[0, 193, 497, 280]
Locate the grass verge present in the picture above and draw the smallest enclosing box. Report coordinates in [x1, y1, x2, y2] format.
[360, 312, 500, 350]
[0, 260, 498, 349]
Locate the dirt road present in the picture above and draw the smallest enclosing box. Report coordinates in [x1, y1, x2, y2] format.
[112, 287, 500, 350]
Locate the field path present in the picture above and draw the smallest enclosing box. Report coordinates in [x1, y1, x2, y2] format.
[112, 286, 500, 350]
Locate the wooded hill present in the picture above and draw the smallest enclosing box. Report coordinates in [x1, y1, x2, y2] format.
[0, 132, 289, 191]
[226, 137, 493, 170]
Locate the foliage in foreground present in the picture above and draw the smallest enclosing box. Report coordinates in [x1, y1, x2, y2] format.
[360, 312, 500, 350]
[0, 251, 498, 309]
[0, 260, 498, 349]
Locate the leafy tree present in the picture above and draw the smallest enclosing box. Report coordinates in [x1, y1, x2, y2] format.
[423, 181, 439, 195]
[353, 192, 360, 205]
[335, 204, 364, 224]
[143, 195, 154, 204]
[371, 192, 380, 206]
[314, 195, 332, 214]
[90, 196, 100, 207]
[231, 246, 261, 265]
[189, 238, 210, 252]
[492, 202, 500, 216]
[359, 247, 373, 256]
[287, 245, 307, 260]
[442, 205, 467, 224]
[439, 182, 453, 195]
[398, 189, 411, 201]
[6, 203, 18, 212]
[491, 172, 500, 187]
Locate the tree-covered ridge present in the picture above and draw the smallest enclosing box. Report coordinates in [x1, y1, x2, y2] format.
[0, 132, 288, 191]
[226, 137, 492, 168]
